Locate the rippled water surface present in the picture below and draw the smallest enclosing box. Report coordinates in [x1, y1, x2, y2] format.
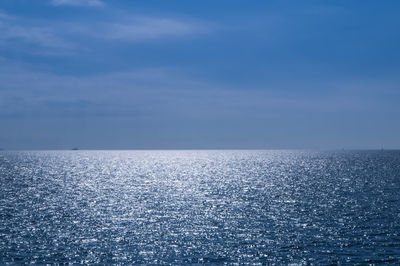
[1, 150, 400, 264]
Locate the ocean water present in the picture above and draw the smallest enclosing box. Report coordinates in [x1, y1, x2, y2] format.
[0, 150, 399, 264]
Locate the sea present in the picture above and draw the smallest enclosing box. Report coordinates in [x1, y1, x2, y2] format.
[0, 150, 399, 264]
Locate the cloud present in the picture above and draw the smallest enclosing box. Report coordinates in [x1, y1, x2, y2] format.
[50, 0, 104, 7]
[0, 9, 204, 56]
[0, 24, 73, 50]
[107, 17, 196, 41]
[0, 10, 75, 55]
[64, 16, 202, 42]
[0, 57, 385, 120]
[0, 11, 13, 20]
[2, 56, 399, 149]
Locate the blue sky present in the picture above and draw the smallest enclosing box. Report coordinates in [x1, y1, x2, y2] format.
[0, 0, 399, 149]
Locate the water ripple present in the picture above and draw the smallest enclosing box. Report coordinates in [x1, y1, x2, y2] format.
[1, 150, 400, 264]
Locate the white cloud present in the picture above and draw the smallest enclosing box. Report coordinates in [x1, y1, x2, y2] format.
[50, 0, 104, 7]
[63, 16, 202, 42]
[0, 9, 204, 56]
[0, 57, 383, 120]
[0, 10, 75, 55]
[107, 18, 195, 41]
[1, 24, 73, 49]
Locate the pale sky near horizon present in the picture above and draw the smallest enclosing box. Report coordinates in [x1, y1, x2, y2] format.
[0, 0, 399, 149]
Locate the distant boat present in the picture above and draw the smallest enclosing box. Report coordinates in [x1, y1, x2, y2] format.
[71, 148, 79, 150]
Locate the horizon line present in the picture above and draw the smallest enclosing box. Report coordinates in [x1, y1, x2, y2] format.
[0, 148, 398, 151]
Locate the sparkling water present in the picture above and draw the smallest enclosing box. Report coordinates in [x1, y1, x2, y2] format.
[1, 150, 399, 264]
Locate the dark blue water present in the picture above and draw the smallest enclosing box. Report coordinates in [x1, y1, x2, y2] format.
[1, 150, 400, 264]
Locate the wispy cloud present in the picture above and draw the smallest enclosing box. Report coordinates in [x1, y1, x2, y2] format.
[0, 24, 73, 50]
[50, 0, 104, 7]
[61, 15, 204, 42]
[0, 8, 205, 56]
[0, 10, 75, 55]
[0, 57, 386, 119]
[106, 17, 196, 41]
